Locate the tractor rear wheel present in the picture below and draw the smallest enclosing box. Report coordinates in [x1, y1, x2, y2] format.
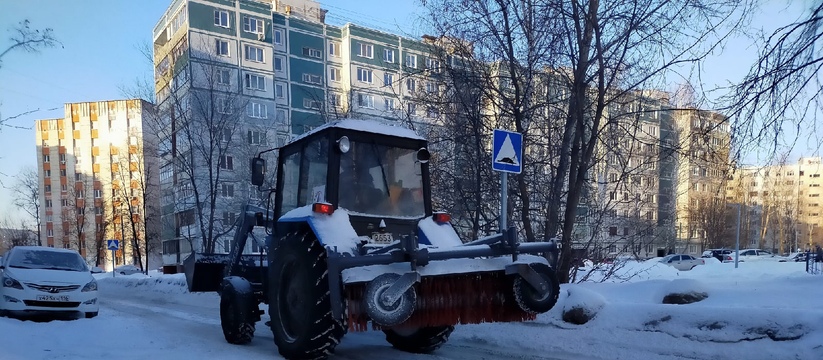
[220, 277, 256, 345]
[269, 230, 345, 359]
[383, 325, 455, 354]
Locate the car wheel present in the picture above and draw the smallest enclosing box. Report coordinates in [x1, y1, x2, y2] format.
[119, 272, 126, 275]
[85, 312, 98, 318]
[689, 265, 696, 270]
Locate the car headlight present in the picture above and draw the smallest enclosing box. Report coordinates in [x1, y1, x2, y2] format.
[81, 279, 98, 292]
[2, 275, 24, 290]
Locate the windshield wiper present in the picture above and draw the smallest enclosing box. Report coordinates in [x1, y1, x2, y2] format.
[35, 266, 79, 271]
[9, 265, 33, 269]
[371, 143, 391, 198]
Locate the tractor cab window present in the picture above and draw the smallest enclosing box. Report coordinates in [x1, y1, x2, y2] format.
[299, 137, 329, 206]
[280, 151, 301, 214]
[338, 141, 425, 217]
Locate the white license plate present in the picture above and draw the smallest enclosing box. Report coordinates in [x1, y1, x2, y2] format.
[36, 295, 69, 302]
[371, 232, 394, 244]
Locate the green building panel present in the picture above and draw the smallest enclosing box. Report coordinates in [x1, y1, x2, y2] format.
[290, 84, 325, 109]
[325, 26, 342, 39]
[237, 13, 272, 44]
[290, 111, 324, 134]
[289, 18, 325, 34]
[188, 1, 235, 36]
[199, 0, 234, 7]
[239, 1, 269, 15]
[272, 13, 287, 25]
[289, 31, 325, 60]
[350, 41, 401, 71]
[348, 25, 398, 45]
[289, 58, 325, 82]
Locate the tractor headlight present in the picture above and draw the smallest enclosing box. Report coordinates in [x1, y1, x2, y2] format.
[81, 279, 98, 292]
[337, 136, 351, 153]
[2, 275, 23, 290]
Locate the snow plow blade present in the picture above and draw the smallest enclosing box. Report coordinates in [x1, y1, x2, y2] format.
[183, 252, 267, 293]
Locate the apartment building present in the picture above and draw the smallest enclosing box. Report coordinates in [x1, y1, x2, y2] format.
[727, 157, 823, 252]
[35, 100, 160, 269]
[152, 0, 447, 264]
[673, 108, 732, 254]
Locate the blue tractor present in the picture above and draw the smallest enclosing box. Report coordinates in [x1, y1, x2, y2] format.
[184, 119, 560, 359]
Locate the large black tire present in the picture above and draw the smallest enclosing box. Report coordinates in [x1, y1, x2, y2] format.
[220, 277, 256, 345]
[269, 231, 346, 360]
[513, 263, 560, 314]
[383, 326, 455, 354]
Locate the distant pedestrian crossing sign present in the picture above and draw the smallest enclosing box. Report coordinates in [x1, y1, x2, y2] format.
[492, 129, 523, 174]
[107, 239, 120, 251]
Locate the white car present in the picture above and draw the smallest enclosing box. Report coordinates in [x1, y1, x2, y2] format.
[115, 264, 142, 275]
[660, 254, 705, 271]
[737, 249, 788, 262]
[0, 246, 98, 318]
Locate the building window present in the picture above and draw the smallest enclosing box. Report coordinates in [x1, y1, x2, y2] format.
[45, 170, 51, 177]
[329, 93, 342, 107]
[47, 228, 54, 237]
[222, 212, 237, 226]
[247, 102, 267, 118]
[407, 103, 416, 114]
[384, 98, 395, 111]
[244, 45, 264, 62]
[244, 73, 265, 90]
[609, 227, 617, 236]
[405, 54, 417, 68]
[329, 67, 341, 82]
[247, 130, 266, 145]
[45, 199, 52, 208]
[44, 185, 52, 193]
[221, 183, 235, 197]
[328, 41, 340, 57]
[275, 83, 285, 99]
[219, 155, 234, 170]
[215, 39, 229, 56]
[383, 49, 394, 63]
[273, 28, 284, 45]
[274, 57, 284, 72]
[243, 16, 263, 34]
[214, 10, 229, 28]
[357, 93, 375, 108]
[219, 128, 231, 142]
[426, 57, 440, 72]
[303, 99, 320, 110]
[357, 43, 373, 58]
[302, 47, 321, 59]
[302, 73, 322, 85]
[405, 78, 416, 93]
[383, 73, 394, 87]
[425, 81, 437, 94]
[216, 98, 232, 114]
[356, 67, 372, 83]
[94, 189, 102, 198]
[217, 69, 230, 85]
[43, 154, 50, 163]
[275, 110, 287, 126]
[60, 169, 67, 177]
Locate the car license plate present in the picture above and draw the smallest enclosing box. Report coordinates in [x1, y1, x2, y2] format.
[36, 295, 69, 302]
[371, 232, 394, 244]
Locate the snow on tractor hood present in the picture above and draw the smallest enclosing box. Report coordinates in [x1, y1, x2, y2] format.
[279, 206, 464, 254]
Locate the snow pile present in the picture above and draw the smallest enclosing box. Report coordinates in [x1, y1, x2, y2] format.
[96, 272, 190, 294]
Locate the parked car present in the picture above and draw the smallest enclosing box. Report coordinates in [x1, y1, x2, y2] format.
[660, 254, 705, 271]
[114, 264, 142, 275]
[90, 267, 104, 274]
[737, 249, 788, 262]
[0, 246, 98, 318]
[701, 249, 733, 262]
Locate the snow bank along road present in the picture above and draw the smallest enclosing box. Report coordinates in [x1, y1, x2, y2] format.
[1, 260, 821, 360]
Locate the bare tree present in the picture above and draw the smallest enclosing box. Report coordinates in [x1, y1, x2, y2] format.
[0, 20, 60, 69]
[12, 167, 41, 243]
[420, 0, 753, 282]
[61, 177, 93, 259]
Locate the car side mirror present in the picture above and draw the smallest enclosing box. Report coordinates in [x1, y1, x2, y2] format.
[250, 157, 266, 186]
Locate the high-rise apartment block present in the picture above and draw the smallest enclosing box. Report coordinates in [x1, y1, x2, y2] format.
[35, 100, 159, 269]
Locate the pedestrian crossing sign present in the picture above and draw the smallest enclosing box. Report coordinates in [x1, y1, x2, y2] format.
[492, 129, 523, 174]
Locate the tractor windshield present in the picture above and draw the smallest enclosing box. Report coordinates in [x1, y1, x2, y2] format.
[338, 141, 425, 218]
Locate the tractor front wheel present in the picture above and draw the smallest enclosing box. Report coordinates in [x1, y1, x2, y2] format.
[269, 230, 345, 359]
[220, 277, 256, 345]
[383, 326, 455, 354]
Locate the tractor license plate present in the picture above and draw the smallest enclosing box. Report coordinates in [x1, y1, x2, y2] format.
[371, 232, 394, 244]
[36, 295, 69, 302]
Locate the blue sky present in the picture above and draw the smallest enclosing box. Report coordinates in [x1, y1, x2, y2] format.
[0, 0, 811, 223]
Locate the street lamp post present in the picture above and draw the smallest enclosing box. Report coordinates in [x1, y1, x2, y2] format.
[734, 203, 741, 269]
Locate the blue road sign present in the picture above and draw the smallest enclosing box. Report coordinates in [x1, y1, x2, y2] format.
[492, 129, 523, 174]
[107, 239, 120, 251]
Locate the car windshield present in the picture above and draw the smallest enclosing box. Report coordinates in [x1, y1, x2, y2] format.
[338, 141, 425, 218]
[8, 249, 88, 272]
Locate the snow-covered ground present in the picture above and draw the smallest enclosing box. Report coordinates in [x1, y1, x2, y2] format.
[1, 260, 822, 360]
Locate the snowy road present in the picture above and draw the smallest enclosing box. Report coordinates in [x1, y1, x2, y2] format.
[97, 283, 582, 360]
[3, 262, 821, 360]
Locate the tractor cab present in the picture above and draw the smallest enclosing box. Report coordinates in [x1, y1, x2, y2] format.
[254, 119, 434, 246]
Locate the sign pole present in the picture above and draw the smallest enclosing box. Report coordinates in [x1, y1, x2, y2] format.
[500, 173, 507, 233]
[112, 249, 116, 278]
